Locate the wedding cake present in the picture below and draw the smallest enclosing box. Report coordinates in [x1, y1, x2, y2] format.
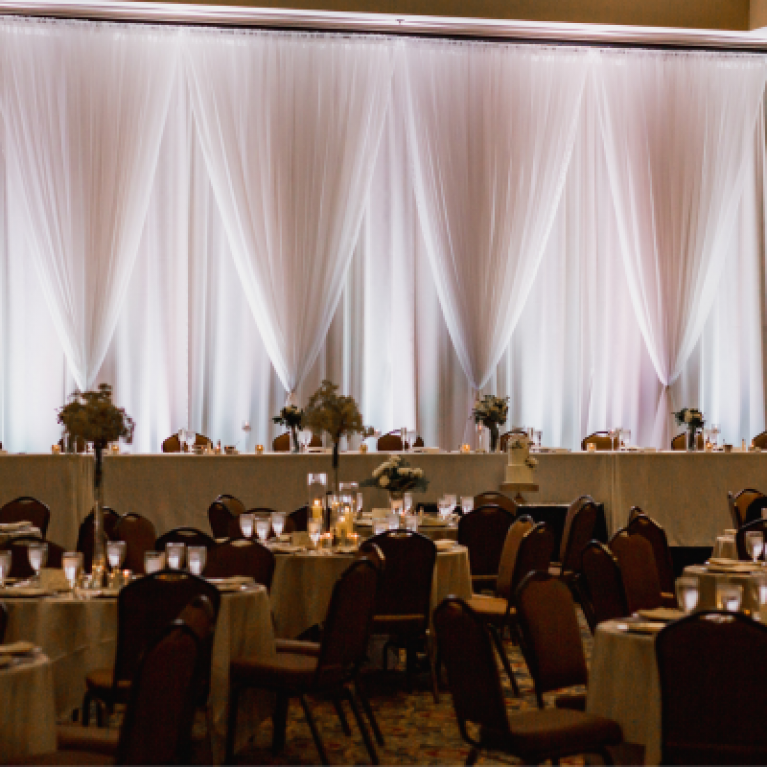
[504, 436, 537, 485]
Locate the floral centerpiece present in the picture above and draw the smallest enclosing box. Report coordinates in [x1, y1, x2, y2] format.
[472, 395, 509, 452]
[58, 384, 134, 577]
[272, 404, 303, 453]
[674, 407, 704, 451]
[302, 380, 373, 490]
[361, 454, 429, 496]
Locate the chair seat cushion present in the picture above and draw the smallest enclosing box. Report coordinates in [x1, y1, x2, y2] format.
[56, 726, 120, 756]
[231, 651, 318, 689]
[466, 595, 511, 625]
[554, 692, 587, 711]
[506, 708, 622, 759]
[274, 639, 321, 657]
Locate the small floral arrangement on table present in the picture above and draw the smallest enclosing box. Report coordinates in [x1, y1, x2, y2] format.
[472, 395, 509, 452]
[273, 405, 304, 453]
[674, 407, 705, 430]
[361, 454, 429, 493]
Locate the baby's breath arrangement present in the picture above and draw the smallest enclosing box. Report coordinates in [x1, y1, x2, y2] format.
[58, 384, 134, 453]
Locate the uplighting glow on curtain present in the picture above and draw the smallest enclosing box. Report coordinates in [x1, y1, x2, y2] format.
[0, 16, 764, 453]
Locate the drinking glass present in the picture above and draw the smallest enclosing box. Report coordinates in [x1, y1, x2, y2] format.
[387, 514, 400, 531]
[534, 430, 542, 449]
[476, 422, 485, 451]
[746, 531, 764, 564]
[301, 429, 313, 452]
[461, 496, 474, 515]
[308, 519, 321, 549]
[400, 427, 408, 451]
[241, 420, 251, 450]
[389, 494, 404, 517]
[403, 515, 418, 532]
[62, 551, 83, 591]
[404, 493, 414, 515]
[408, 430, 417, 451]
[256, 517, 271, 543]
[373, 519, 388, 536]
[715, 534, 737, 560]
[753, 574, 767, 621]
[675, 576, 699, 613]
[438, 499, 452, 522]
[621, 429, 632, 449]
[356, 493, 364, 514]
[185, 430, 196, 452]
[711, 423, 721, 447]
[28, 542, 48, 581]
[716, 582, 743, 612]
[239, 513, 255, 539]
[272, 512, 286, 539]
[144, 551, 163, 575]
[608, 427, 618, 451]
[166, 542, 185, 570]
[307, 473, 328, 507]
[107, 541, 126, 571]
[444, 494, 457, 511]
[187, 546, 207, 577]
[0, 550, 10, 588]
[178, 427, 187, 447]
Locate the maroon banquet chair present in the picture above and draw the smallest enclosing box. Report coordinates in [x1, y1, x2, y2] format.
[1, 536, 65, 578]
[0, 496, 51, 539]
[458, 505, 516, 593]
[578, 541, 629, 633]
[114, 513, 157, 575]
[77, 507, 121, 573]
[609, 529, 663, 613]
[204, 539, 276, 590]
[156, 527, 216, 552]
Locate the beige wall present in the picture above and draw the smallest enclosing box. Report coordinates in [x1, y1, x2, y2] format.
[154, 0, 752, 30]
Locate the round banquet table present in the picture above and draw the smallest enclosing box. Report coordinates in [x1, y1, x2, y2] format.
[683, 564, 767, 616]
[0, 653, 57, 760]
[354, 520, 459, 541]
[2, 585, 275, 763]
[270, 544, 473, 639]
[587, 620, 660, 765]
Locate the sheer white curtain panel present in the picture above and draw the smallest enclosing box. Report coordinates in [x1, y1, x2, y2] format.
[401, 41, 592, 398]
[183, 29, 394, 400]
[0, 18, 179, 391]
[595, 51, 767, 447]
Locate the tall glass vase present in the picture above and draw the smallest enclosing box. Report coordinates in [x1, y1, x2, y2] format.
[290, 426, 300, 454]
[686, 428, 698, 452]
[91, 444, 107, 585]
[489, 423, 500, 453]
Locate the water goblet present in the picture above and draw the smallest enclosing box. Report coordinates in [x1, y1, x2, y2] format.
[300, 429, 312, 452]
[621, 429, 632, 449]
[746, 531, 764, 564]
[107, 541, 126, 571]
[438, 499, 451, 522]
[461, 496, 474, 515]
[408, 430, 417, 451]
[387, 513, 400, 531]
[28, 542, 48, 582]
[272, 512, 286, 539]
[185, 429, 196, 452]
[403, 515, 418, 533]
[62, 551, 83, 591]
[239, 513, 255, 539]
[403, 493, 414, 515]
[711, 423, 721, 447]
[0, 550, 11, 588]
[716, 582, 743, 612]
[307, 519, 321, 550]
[166, 542, 185, 570]
[256, 517, 271, 543]
[444, 494, 457, 513]
[534, 430, 542, 449]
[144, 550, 163, 575]
[400, 427, 408, 451]
[356, 493, 364, 514]
[187, 546, 207, 577]
[675, 576, 699, 613]
[178, 427, 187, 446]
[373, 519, 388, 536]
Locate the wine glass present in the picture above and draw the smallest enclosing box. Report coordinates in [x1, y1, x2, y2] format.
[107, 541, 126, 571]
[28, 542, 48, 582]
[187, 546, 207, 576]
[388, 514, 400, 531]
[373, 518, 388, 535]
[403, 493, 413, 515]
[675, 576, 699, 613]
[62, 551, 83, 591]
[307, 519, 321, 549]
[241, 420, 251, 450]
[400, 427, 408, 451]
[438, 499, 452, 522]
[608, 427, 618, 451]
[256, 517, 271, 543]
[356, 493, 364, 514]
[407, 430, 417, 451]
[717, 582, 743, 612]
[272, 512, 286, 539]
[621, 429, 632, 449]
[239, 513, 255, 539]
[461, 496, 474, 515]
[746, 531, 764, 564]
[144, 551, 163, 574]
[166, 542, 185, 570]
[178, 428, 187, 448]
[185, 429, 196, 452]
[534, 430, 542, 449]
[403, 515, 418, 532]
[0, 550, 10, 588]
[711, 423, 721, 448]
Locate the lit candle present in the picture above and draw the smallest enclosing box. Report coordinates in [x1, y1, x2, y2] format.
[52, 444, 61, 454]
[256, 444, 264, 455]
[587, 443, 597, 452]
[460, 443, 471, 454]
[359, 443, 368, 454]
[311, 499, 323, 520]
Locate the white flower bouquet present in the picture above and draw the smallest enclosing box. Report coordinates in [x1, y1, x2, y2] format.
[472, 395, 509, 426]
[361, 454, 429, 493]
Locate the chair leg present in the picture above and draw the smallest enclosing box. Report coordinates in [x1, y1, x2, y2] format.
[427, 633, 440, 704]
[489, 625, 520, 697]
[355, 678, 384, 747]
[225, 684, 241, 765]
[272, 692, 290, 755]
[465, 747, 479, 765]
[345, 688, 379, 765]
[81, 691, 92, 727]
[332, 696, 352, 736]
[299, 694, 329, 766]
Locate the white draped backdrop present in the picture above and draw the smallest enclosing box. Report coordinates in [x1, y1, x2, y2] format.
[0, 16, 765, 454]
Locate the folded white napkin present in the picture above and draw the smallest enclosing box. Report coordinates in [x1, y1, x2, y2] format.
[0, 521, 32, 532]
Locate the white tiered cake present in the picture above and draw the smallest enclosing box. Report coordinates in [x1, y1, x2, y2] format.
[504, 437, 536, 485]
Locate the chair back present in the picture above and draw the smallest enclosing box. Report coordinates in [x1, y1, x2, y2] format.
[114, 570, 220, 691]
[360, 531, 436, 632]
[204, 539, 276, 589]
[627, 513, 675, 595]
[671, 431, 704, 451]
[753, 431, 767, 450]
[314, 559, 379, 688]
[609, 530, 663, 612]
[77, 507, 121, 573]
[115, 513, 158, 574]
[581, 432, 613, 451]
[161, 433, 211, 453]
[156, 527, 216, 551]
[116, 620, 204, 765]
[217, 494, 246, 517]
[273, 432, 322, 452]
[0, 601, 7, 644]
[458, 505, 516, 591]
[627, 505, 645, 526]
[376, 431, 403, 451]
[510, 522, 556, 596]
[656, 611, 767, 765]
[559, 496, 598, 574]
[495, 516, 534, 600]
[736, 519, 767, 560]
[1, 536, 64, 578]
[208, 501, 235, 540]
[287, 505, 309, 533]
[434, 598, 511, 747]
[0, 496, 51, 538]
[579, 541, 629, 632]
[473, 491, 517, 516]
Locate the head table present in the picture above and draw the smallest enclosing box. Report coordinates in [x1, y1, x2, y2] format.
[0, 450, 762, 548]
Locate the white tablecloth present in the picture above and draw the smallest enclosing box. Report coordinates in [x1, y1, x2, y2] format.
[0, 653, 57, 760]
[587, 621, 660, 765]
[683, 564, 767, 616]
[2, 586, 275, 762]
[270, 545, 473, 638]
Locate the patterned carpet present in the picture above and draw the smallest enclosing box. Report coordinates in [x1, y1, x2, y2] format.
[233, 617, 594, 766]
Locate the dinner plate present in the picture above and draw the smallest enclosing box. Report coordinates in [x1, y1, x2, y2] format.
[637, 607, 685, 623]
[207, 576, 255, 587]
[617, 621, 664, 635]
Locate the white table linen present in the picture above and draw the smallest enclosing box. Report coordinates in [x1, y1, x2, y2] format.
[683, 564, 767, 616]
